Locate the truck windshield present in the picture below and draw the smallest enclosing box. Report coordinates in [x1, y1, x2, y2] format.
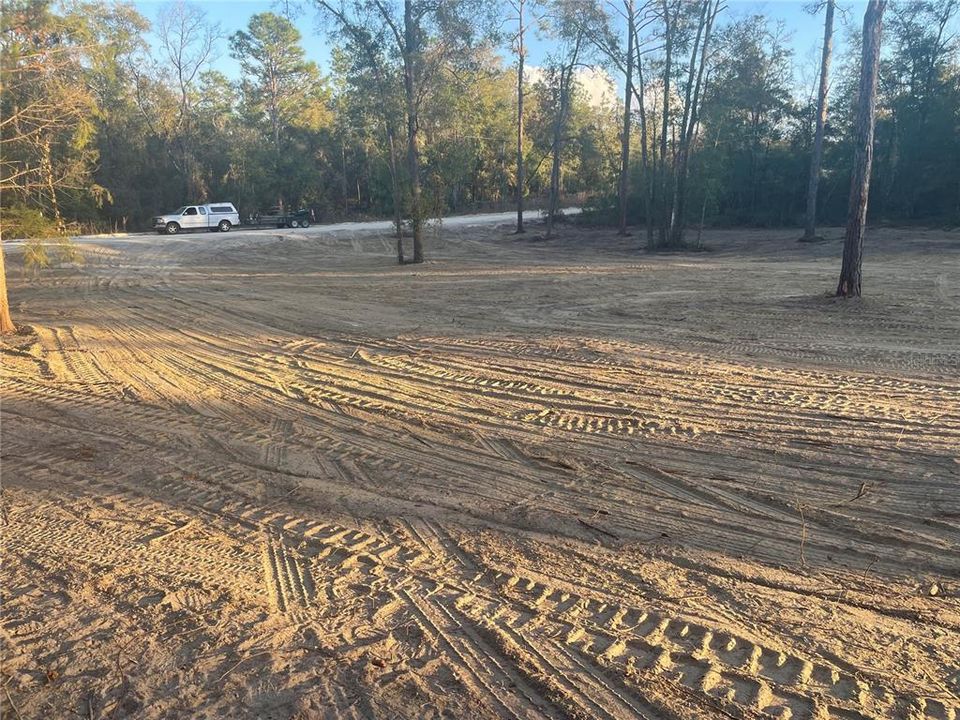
[174, 207, 187, 214]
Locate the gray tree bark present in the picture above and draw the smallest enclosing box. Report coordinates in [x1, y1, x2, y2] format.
[387, 128, 404, 262]
[837, 0, 886, 297]
[618, 0, 635, 236]
[657, 0, 675, 247]
[546, 33, 583, 239]
[546, 76, 567, 239]
[803, 0, 835, 241]
[403, 0, 424, 263]
[516, 0, 526, 233]
[668, 0, 717, 246]
[629, 37, 654, 249]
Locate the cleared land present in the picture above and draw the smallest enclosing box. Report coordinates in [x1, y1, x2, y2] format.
[1, 220, 959, 720]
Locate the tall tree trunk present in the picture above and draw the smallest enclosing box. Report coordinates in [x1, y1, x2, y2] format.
[837, 0, 886, 297]
[803, 0, 835, 241]
[546, 35, 582, 239]
[403, 0, 424, 264]
[672, 0, 718, 246]
[668, 0, 711, 245]
[500, 140, 508, 210]
[546, 86, 565, 239]
[630, 31, 653, 249]
[516, 0, 526, 233]
[0, 237, 15, 335]
[272, 77, 283, 211]
[696, 192, 707, 249]
[341, 141, 349, 214]
[386, 127, 404, 261]
[618, 0, 635, 236]
[41, 139, 66, 235]
[647, 81, 659, 250]
[657, 0, 675, 247]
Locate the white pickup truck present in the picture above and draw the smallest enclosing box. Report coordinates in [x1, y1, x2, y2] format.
[153, 203, 240, 234]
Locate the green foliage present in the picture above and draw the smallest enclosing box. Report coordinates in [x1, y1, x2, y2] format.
[1, 207, 61, 240]
[869, 0, 960, 223]
[55, 238, 85, 265]
[23, 240, 50, 277]
[1, 0, 957, 235]
[18, 236, 82, 279]
[693, 15, 800, 226]
[1, 0, 100, 220]
[228, 13, 334, 211]
[1, 206, 82, 277]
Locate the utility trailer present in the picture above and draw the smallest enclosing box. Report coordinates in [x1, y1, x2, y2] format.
[250, 207, 311, 229]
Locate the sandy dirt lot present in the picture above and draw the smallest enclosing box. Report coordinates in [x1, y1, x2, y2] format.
[2, 219, 959, 720]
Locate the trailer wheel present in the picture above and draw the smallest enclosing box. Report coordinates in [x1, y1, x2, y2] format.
[165, 222, 180, 235]
[218, 220, 231, 232]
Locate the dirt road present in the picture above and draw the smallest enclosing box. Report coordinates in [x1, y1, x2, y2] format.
[2, 222, 958, 719]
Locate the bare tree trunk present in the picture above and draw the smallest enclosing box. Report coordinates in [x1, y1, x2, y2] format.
[667, 0, 707, 245]
[403, 0, 424, 264]
[696, 192, 707, 249]
[803, 0, 835, 241]
[837, 0, 886, 297]
[500, 140, 508, 211]
[341, 141, 349, 214]
[546, 34, 583, 239]
[647, 81, 659, 250]
[630, 32, 654, 250]
[657, 0, 675, 248]
[41, 139, 66, 235]
[272, 77, 284, 211]
[618, 0, 635, 236]
[0, 237, 15, 335]
[669, 0, 717, 246]
[386, 127, 404, 261]
[516, 0, 526, 233]
[546, 96, 564, 239]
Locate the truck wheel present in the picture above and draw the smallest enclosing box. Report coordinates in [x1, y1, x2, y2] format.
[165, 222, 180, 235]
[218, 220, 231, 232]
[290, 219, 300, 228]
[300, 220, 310, 228]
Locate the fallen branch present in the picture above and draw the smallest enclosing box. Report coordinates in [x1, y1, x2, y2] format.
[797, 501, 808, 569]
[217, 650, 273, 683]
[829, 481, 868, 507]
[578, 517, 619, 540]
[4, 687, 23, 720]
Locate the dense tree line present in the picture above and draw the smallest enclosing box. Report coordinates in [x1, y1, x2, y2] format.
[1, 0, 958, 246]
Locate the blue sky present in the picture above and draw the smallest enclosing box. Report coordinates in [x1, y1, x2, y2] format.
[133, 0, 870, 91]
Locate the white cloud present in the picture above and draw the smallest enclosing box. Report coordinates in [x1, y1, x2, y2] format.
[526, 66, 619, 110]
[576, 67, 618, 109]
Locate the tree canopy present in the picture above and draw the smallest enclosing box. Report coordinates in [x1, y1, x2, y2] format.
[1, 0, 958, 239]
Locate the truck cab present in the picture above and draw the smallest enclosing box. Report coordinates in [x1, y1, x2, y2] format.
[153, 203, 240, 234]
